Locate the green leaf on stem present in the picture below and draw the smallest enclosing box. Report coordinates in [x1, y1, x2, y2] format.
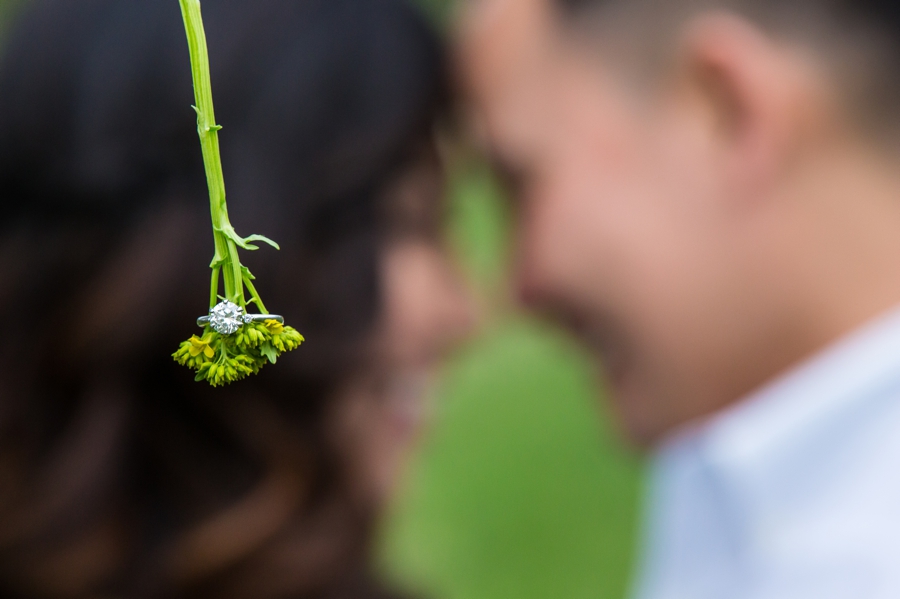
[242, 234, 280, 250]
[260, 342, 277, 364]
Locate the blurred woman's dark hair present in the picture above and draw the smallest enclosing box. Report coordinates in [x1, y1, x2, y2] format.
[0, 0, 446, 596]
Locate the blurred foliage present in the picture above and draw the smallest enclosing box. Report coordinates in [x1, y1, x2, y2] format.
[444, 159, 512, 298]
[377, 159, 645, 598]
[412, 0, 457, 26]
[0, 0, 22, 39]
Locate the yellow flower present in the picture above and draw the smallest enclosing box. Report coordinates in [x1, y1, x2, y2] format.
[263, 319, 284, 335]
[188, 333, 216, 359]
[174, 319, 300, 386]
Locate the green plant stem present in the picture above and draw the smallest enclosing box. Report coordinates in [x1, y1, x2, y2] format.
[242, 274, 269, 314]
[209, 265, 220, 309]
[178, 0, 244, 307]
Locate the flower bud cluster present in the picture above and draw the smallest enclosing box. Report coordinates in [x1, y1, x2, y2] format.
[173, 319, 305, 386]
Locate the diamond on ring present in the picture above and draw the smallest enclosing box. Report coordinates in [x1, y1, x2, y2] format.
[208, 300, 244, 335]
[197, 306, 285, 331]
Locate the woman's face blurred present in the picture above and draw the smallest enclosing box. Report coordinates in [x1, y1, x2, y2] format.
[330, 147, 479, 504]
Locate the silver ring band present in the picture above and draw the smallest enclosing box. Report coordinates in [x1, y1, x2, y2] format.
[197, 314, 284, 328]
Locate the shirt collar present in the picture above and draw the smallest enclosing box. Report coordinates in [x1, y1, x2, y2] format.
[660, 303, 900, 505]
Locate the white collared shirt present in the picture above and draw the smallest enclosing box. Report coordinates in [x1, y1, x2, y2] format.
[633, 306, 900, 599]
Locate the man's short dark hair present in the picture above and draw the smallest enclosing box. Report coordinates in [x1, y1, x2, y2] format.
[552, 0, 900, 132]
[556, 0, 900, 30]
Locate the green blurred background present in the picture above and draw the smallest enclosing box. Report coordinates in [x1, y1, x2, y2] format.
[375, 154, 645, 599]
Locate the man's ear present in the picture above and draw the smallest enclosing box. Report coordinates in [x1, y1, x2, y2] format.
[676, 12, 828, 192]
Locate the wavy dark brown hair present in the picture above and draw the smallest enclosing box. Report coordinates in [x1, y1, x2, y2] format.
[0, 0, 446, 596]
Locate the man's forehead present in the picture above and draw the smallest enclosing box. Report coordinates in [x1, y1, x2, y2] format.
[462, 0, 552, 59]
[461, 0, 560, 93]
[460, 0, 564, 162]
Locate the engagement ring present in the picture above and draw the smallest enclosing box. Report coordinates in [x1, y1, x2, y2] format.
[198, 300, 284, 335]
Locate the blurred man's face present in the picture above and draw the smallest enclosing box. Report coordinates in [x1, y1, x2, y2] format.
[461, 0, 820, 443]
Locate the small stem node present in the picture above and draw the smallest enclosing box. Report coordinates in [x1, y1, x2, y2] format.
[179, 0, 252, 309]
